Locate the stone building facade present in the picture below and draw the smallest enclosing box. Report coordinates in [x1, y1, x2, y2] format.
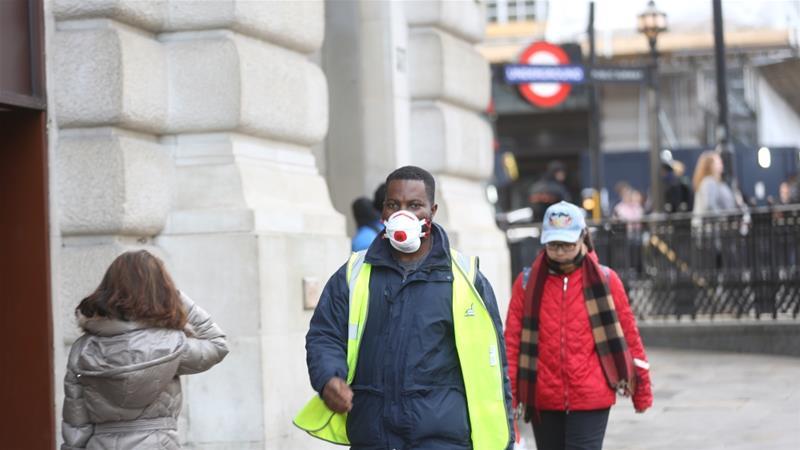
[37, 0, 509, 448]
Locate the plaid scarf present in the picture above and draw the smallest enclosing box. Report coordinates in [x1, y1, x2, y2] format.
[517, 247, 635, 421]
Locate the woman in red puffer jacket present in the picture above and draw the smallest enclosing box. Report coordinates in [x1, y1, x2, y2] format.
[505, 201, 652, 450]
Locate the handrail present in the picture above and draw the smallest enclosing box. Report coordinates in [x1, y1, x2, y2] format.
[505, 205, 800, 321]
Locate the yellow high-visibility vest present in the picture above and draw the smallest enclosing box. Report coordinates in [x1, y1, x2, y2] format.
[294, 249, 510, 449]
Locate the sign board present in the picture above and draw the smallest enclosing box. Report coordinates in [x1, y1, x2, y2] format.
[504, 65, 648, 85]
[505, 41, 648, 109]
[516, 41, 573, 108]
[589, 67, 647, 83]
[504, 64, 586, 84]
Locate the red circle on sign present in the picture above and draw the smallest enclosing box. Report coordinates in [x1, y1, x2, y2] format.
[518, 42, 572, 108]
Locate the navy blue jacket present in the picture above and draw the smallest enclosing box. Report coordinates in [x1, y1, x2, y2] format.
[306, 224, 513, 450]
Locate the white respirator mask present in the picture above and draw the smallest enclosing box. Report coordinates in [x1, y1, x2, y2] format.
[383, 210, 429, 253]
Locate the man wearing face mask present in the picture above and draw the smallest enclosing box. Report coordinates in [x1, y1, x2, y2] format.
[296, 166, 513, 450]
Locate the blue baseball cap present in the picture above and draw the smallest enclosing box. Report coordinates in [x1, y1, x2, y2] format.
[541, 201, 586, 244]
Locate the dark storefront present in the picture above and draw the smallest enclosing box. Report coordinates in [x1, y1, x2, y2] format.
[491, 43, 589, 213]
[0, 1, 55, 447]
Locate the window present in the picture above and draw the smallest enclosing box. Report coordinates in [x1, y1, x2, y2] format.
[507, 1, 519, 22]
[487, 1, 499, 22]
[487, 0, 546, 23]
[525, 0, 538, 20]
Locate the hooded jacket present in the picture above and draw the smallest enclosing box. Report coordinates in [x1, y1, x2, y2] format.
[504, 253, 653, 412]
[305, 224, 513, 450]
[61, 292, 228, 450]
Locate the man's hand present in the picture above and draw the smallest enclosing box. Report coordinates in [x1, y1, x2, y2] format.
[322, 377, 353, 413]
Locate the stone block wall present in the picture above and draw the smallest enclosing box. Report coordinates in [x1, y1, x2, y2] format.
[406, 1, 512, 309]
[322, 0, 511, 310]
[47, 1, 509, 448]
[49, 1, 346, 448]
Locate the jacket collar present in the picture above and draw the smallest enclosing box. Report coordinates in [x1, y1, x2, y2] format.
[78, 312, 150, 336]
[546, 250, 599, 275]
[365, 222, 453, 273]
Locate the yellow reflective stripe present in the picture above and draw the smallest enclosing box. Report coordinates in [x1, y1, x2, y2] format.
[347, 324, 358, 340]
[346, 258, 370, 385]
[346, 250, 367, 356]
[346, 250, 367, 288]
[451, 247, 476, 285]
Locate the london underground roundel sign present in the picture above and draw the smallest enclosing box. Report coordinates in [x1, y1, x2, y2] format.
[518, 42, 571, 108]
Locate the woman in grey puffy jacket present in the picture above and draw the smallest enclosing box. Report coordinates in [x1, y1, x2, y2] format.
[61, 250, 229, 450]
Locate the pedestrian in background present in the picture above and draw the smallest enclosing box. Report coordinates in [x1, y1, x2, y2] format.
[664, 160, 693, 213]
[350, 196, 383, 252]
[372, 182, 387, 213]
[62, 250, 228, 450]
[778, 181, 792, 205]
[692, 151, 739, 215]
[528, 160, 572, 222]
[613, 185, 645, 222]
[779, 174, 799, 204]
[691, 151, 749, 269]
[613, 186, 645, 275]
[504, 201, 652, 450]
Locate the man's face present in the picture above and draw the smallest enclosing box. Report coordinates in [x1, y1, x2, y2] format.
[382, 179, 437, 223]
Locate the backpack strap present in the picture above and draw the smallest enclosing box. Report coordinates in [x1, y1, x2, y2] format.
[600, 264, 611, 280]
[521, 266, 532, 290]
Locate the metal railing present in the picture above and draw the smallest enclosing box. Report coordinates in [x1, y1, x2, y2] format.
[506, 205, 800, 320]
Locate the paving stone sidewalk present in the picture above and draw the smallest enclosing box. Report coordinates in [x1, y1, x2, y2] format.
[516, 348, 800, 449]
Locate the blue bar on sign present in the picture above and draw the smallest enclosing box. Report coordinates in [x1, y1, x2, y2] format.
[504, 64, 586, 84]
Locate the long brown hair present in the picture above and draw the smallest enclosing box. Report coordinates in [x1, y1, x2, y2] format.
[692, 150, 721, 191]
[77, 250, 187, 329]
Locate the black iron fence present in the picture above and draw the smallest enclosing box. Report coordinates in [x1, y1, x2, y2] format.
[506, 205, 800, 320]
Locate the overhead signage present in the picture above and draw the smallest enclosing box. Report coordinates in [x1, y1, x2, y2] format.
[504, 64, 586, 84]
[516, 41, 573, 108]
[507, 41, 648, 108]
[504, 65, 648, 85]
[589, 67, 647, 83]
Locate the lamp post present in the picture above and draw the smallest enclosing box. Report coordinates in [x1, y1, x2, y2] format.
[638, 0, 667, 213]
[712, 0, 736, 187]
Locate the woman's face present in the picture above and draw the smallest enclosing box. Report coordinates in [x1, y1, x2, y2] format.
[545, 239, 582, 263]
[780, 182, 790, 203]
[711, 155, 724, 177]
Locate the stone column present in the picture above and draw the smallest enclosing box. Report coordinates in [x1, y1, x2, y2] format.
[323, 0, 511, 308]
[322, 0, 410, 231]
[406, 1, 512, 308]
[50, 1, 346, 448]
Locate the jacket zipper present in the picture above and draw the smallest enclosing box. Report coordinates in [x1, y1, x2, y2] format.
[394, 268, 420, 416]
[561, 275, 570, 413]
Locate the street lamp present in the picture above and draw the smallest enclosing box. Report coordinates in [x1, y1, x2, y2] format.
[638, 0, 667, 213]
[638, 1, 667, 49]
